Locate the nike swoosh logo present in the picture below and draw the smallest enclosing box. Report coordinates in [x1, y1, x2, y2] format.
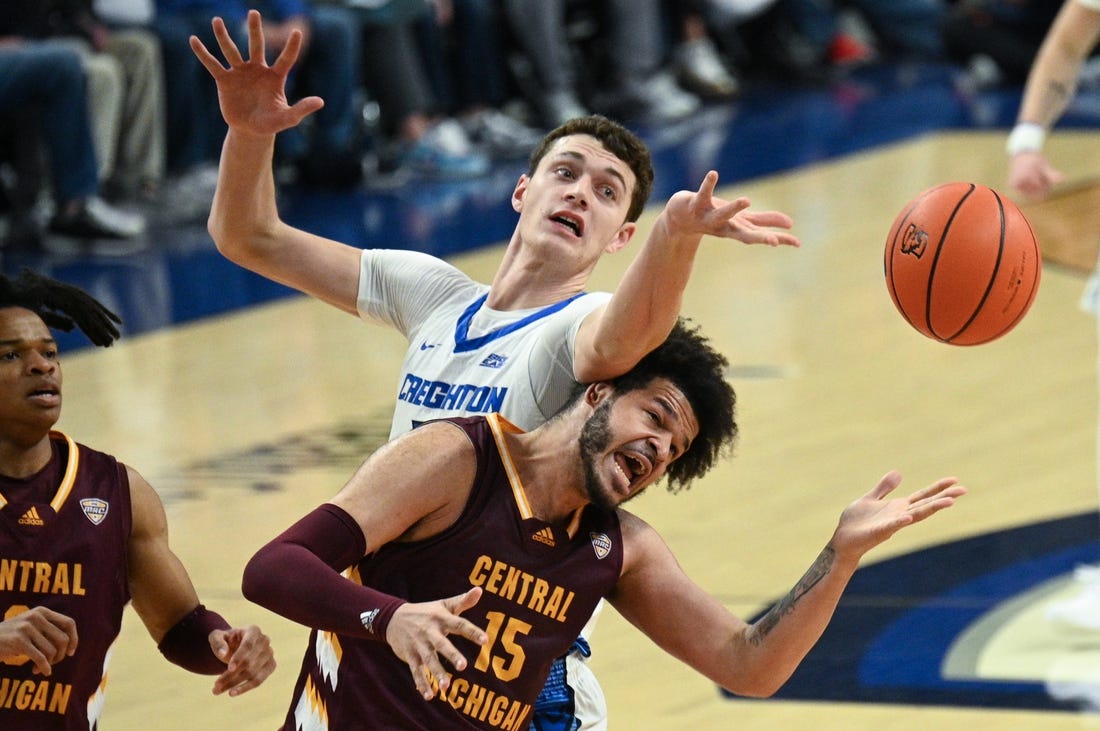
[419, 343, 438, 351]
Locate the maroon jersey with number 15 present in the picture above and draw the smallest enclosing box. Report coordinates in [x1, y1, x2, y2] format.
[282, 414, 625, 731]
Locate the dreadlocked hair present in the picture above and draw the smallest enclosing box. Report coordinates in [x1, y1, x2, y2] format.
[606, 318, 738, 494]
[0, 269, 122, 347]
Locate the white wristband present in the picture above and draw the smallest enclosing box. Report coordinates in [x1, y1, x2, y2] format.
[1006, 123, 1046, 156]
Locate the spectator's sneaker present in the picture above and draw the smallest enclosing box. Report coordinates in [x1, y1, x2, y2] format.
[461, 110, 544, 159]
[538, 90, 589, 129]
[602, 72, 701, 123]
[49, 196, 145, 239]
[159, 163, 221, 223]
[399, 120, 490, 179]
[675, 38, 739, 100]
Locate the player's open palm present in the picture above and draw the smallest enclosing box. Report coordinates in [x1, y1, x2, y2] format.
[386, 587, 488, 701]
[190, 9, 324, 137]
[830, 471, 966, 560]
[662, 171, 800, 248]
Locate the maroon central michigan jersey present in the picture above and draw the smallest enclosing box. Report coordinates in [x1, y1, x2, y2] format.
[282, 414, 625, 731]
[0, 432, 132, 730]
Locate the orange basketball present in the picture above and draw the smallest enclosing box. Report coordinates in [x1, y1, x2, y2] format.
[884, 182, 1041, 346]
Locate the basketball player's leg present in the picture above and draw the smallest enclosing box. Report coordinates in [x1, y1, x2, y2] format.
[530, 602, 607, 730]
[1046, 258, 1100, 631]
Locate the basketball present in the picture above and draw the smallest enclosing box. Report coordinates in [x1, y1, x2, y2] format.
[884, 182, 1041, 346]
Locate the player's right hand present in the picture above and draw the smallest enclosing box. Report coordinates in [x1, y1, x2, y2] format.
[0, 606, 78, 676]
[1008, 150, 1065, 201]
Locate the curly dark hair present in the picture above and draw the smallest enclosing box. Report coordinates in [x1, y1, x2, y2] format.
[604, 318, 738, 493]
[527, 114, 654, 223]
[0, 269, 121, 347]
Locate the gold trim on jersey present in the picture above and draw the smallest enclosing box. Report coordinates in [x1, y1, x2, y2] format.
[486, 414, 531, 518]
[0, 431, 79, 511]
[486, 414, 584, 539]
[50, 432, 79, 512]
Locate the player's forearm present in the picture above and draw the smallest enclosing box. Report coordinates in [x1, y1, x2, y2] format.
[208, 130, 283, 268]
[724, 546, 859, 697]
[243, 504, 405, 641]
[585, 218, 701, 376]
[1018, 49, 1080, 130]
[1018, 4, 1100, 128]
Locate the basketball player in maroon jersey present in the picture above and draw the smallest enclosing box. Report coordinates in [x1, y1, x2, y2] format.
[244, 319, 966, 730]
[0, 270, 276, 730]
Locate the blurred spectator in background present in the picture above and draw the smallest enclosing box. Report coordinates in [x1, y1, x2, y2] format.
[336, 0, 491, 179]
[500, 0, 702, 128]
[32, 0, 168, 204]
[664, 0, 770, 101]
[0, 19, 146, 245]
[156, 0, 364, 189]
[944, 0, 1064, 91]
[413, 0, 544, 160]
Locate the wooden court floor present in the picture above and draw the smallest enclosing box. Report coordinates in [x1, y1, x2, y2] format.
[54, 131, 1100, 730]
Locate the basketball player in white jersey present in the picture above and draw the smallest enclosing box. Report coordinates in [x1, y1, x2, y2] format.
[192, 11, 799, 729]
[1007, 0, 1100, 634]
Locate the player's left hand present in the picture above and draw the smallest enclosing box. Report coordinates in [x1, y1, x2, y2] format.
[660, 170, 801, 248]
[386, 587, 487, 701]
[209, 625, 276, 696]
[190, 9, 324, 137]
[829, 471, 966, 561]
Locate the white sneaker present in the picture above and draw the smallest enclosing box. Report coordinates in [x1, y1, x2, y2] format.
[462, 110, 543, 159]
[49, 195, 145, 239]
[676, 38, 739, 99]
[1047, 564, 1100, 631]
[606, 72, 701, 123]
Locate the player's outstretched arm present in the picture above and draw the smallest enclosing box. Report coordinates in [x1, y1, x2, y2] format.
[191, 9, 363, 315]
[1008, 2, 1100, 200]
[611, 472, 964, 697]
[125, 466, 276, 694]
[574, 170, 799, 382]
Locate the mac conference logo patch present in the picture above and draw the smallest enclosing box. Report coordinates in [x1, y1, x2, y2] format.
[590, 532, 611, 560]
[80, 498, 109, 525]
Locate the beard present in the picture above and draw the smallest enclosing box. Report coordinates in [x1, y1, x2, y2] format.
[579, 399, 617, 511]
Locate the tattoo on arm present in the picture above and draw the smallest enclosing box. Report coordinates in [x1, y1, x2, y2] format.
[748, 546, 835, 647]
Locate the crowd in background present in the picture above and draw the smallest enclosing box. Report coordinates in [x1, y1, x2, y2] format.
[0, 0, 1078, 249]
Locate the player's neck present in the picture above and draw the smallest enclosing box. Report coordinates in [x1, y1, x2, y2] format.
[488, 242, 591, 310]
[0, 434, 53, 480]
[486, 269, 588, 311]
[507, 425, 587, 523]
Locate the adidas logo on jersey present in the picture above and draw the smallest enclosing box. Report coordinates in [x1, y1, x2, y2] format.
[18, 507, 45, 526]
[531, 526, 555, 547]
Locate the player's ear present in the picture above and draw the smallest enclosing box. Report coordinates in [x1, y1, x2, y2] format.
[605, 221, 636, 254]
[585, 382, 614, 406]
[512, 174, 530, 212]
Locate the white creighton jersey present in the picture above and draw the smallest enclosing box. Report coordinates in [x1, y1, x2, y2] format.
[358, 250, 610, 439]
